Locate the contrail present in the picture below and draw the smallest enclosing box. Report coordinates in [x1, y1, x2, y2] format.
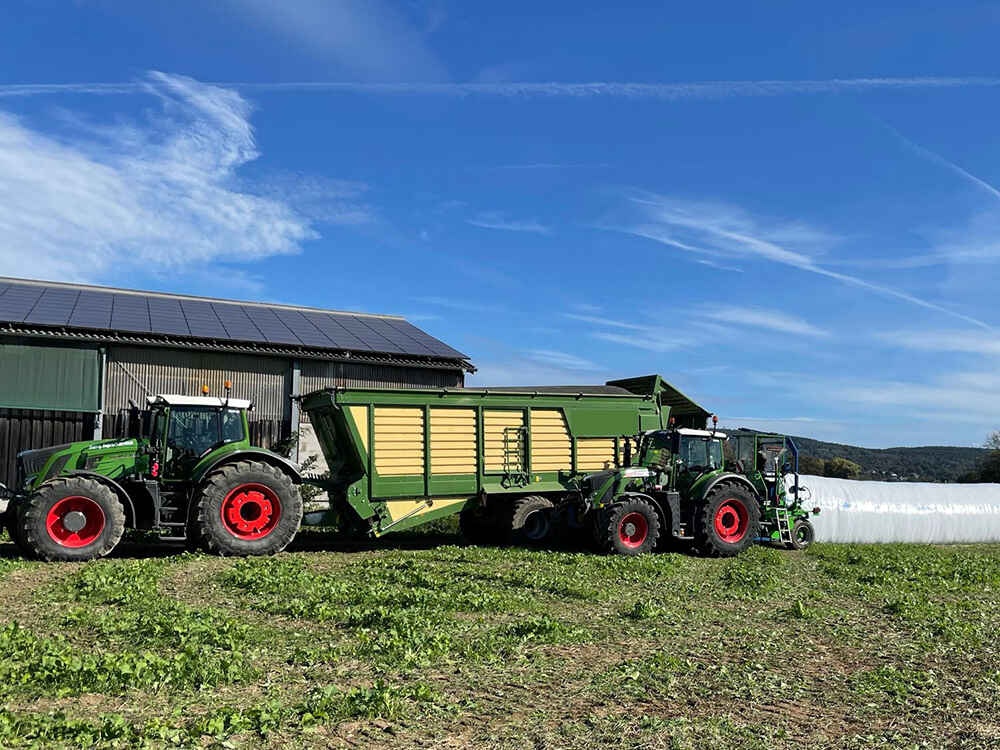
[885, 124, 1000, 203]
[3, 76, 1000, 99]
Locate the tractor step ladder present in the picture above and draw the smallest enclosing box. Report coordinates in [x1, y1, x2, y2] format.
[774, 504, 794, 545]
[148, 481, 188, 541]
[502, 426, 528, 488]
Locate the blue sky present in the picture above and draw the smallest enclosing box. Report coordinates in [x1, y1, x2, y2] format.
[1, 1, 998, 448]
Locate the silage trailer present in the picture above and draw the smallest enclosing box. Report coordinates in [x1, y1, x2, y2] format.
[299, 375, 700, 545]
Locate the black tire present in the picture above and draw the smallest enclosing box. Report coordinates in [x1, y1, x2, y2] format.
[19, 477, 126, 562]
[193, 461, 302, 556]
[595, 496, 661, 556]
[7, 503, 37, 560]
[694, 482, 761, 558]
[459, 500, 501, 546]
[788, 518, 815, 551]
[509, 495, 555, 546]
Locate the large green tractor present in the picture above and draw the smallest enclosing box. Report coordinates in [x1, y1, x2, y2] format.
[579, 422, 818, 556]
[0, 392, 303, 562]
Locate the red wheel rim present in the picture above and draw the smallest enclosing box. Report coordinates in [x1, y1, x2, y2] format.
[221, 483, 281, 540]
[714, 499, 749, 543]
[619, 511, 648, 548]
[46, 496, 106, 548]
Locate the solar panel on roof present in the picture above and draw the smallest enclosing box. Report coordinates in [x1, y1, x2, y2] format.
[242, 306, 301, 345]
[361, 317, 437, 356]
[179, 300, 228, 338]
[24, 288, 80, 326]
[148, 298, 190, 336]
[68, 291, 113, 328]
[387, 319, 466, 358]
[273, 309, 332, 348]
[301, 312, 370, 350]
[337, 315, 405, 353]
[0, 279, 467, 363]
[0, 286, 43, 321]
[110, 294, 151, 332]
[211, 303, 261, 341]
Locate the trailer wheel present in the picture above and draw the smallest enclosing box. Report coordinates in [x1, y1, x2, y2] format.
[596, 496, 660, 556]
[459, 500, 501, 546]
[787, 518, 815, 550]
[194, 461, 302, 556]
[694, 483, 760, 557]
[19, 477, 126, 562]
[510, 495, 555, 546]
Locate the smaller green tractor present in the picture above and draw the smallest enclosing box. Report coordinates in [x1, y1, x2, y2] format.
[0, 391, 303, 562]
[579, 421, 818, 556]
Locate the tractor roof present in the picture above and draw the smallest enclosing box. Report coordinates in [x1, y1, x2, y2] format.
[146, 394, 253, 409]
[676, 428, 728, 439]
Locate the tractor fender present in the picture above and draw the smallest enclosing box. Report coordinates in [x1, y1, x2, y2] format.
[698, 472, 759, 503]
[191, 449, 303, 487]
[63, 471, 139, 529]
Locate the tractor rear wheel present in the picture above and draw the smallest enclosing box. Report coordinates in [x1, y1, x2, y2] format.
[509, 495, 555, 546]
[19, 477, 126, 562]
[787, 518, 815, 550]
[694, 483, 760, 557]
[193, 461, 302, 556]
[596, 496, 661, 556]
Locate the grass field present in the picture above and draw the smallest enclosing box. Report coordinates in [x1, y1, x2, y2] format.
[0, 525, 997, 749]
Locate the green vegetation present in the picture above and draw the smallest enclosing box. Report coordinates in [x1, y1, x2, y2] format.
[0, 533, 998, 748]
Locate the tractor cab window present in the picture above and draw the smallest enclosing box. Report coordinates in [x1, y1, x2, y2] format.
[757, 438, 787, 476]
[639, 431, 673, 468]
[164, 407, 246, 478]
[677, 436, 724, 472]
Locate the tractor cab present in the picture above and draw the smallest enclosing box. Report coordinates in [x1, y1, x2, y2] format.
[143, 395, 253, 479]
[638, 428, 725, 473]
[727, 430, 801, 505]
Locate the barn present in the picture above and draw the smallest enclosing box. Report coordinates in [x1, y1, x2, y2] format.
[0, 276, 472, 488]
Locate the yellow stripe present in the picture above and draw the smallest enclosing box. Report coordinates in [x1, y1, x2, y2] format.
[430, 407, 476, 475]
[384, 496, 469, 522]
[348, 406, 369, 457]
[374, 406, 425, 476]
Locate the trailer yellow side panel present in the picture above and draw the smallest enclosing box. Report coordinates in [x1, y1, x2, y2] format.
[530, 409, 571, 471]
[577, 437, 617, 471]
[373, 407, 425, 476]
[429, 408, 477, 475]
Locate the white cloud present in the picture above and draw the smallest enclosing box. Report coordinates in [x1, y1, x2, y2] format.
[562, 313, 688, 352]
[225, 0, 446, 82]
[618, 193, 991, 330]
[876, 329, 1000, 356]
[0, 72, 321, 283]
[467, 211, 551, 234]
[8, 76, 1000, 100]
[525, 349, 601, 371]
[700, 306, 830, 337]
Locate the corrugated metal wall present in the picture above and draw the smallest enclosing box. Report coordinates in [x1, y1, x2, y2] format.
[0, 409, 94, 487]
[105, 346, 291, 423]
[300, 360, 462, 395]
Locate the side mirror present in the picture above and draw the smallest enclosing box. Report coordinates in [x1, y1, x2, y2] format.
[781, 462, 792, 475]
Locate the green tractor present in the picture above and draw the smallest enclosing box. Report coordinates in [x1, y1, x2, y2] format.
[579, 420, 818, 556]
[0, 391, 303, 562]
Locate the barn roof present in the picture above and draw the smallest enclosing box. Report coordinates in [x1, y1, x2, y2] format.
[0, 277, 472, 371]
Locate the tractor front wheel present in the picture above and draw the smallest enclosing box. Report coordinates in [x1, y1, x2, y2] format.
[694, 483, 760, 557]
[596, 496, 660, 556]
[193, 461, 302, 556]
[788, 518, 815, 550]
[18, 477, 126, 562]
